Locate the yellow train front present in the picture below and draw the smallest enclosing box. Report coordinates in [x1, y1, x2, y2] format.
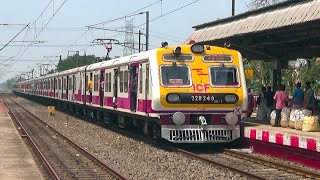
[152, 44, 248, 143]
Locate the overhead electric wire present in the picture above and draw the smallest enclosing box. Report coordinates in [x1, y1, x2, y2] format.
[87, 26, 142, 35]
[0, 23, 30, 52]
[57, 29, 89, 55]
[139, 0, 200, 26]
[5, 0, 68, 77]
[128, 0, 162, 15]
[33, 0, 54, 24]
[1, 27, 90, 31]
[0, 59, 59, 62]
[88, 0, 162, 27]
[88, 12, 144, 27]
[87, 0, 197, 47]
[15, 0, 68, 61]
[0, 44, 96, 47]
[28, 0, 68, 48]
[0, 56, 14, 65]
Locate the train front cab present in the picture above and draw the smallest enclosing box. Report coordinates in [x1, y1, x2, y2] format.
[154, 44, 247, 143]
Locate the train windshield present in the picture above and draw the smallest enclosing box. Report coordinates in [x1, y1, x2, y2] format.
[161, 65, 191, 86]
[210, 66, 239, 86]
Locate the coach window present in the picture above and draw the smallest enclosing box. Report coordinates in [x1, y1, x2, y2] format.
[105, 73, 108, 92]
[139, 68, 143, 93]
[69, 77, 72, 90]
[209, 66, 239, 87]
[64, 78, 66, 90]
[105, 72, 112, 92]
[124, 70, 128, 93]
[85, 75, 88, 91]
[146, 64, 149, 93]
[94, 74, 98, 92]
[73, 76, 76, 90]
[108, 72, 111, 92]
[58, 79, 61, 90]
[48, 80, 51, 89]
[119, 71, 124, 92]
[160, 65, 191, 87]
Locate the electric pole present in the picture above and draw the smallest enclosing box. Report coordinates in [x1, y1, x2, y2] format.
[232, 0, 235, 16]
[146, 11, 149, 51]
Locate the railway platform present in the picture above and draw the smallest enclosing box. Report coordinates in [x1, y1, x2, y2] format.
[0, 102, 43, 180]
[242, 114, 320, 169]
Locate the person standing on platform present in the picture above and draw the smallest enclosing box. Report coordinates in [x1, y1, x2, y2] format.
[265, 86, 274, 120]
[273, 84, 288, 127]
[256, 86, 268, 121]
[292, 82, 304, 109]
[305, 81, 315, 114]
[247, 88, 254, 117]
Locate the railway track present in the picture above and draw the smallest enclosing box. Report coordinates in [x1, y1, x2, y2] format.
[177, 147, 320, 180]
[5, 93, 320, 179]
[1, 94, 128, 180]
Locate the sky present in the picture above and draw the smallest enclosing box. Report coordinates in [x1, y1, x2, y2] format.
[0, 0, 251, 83]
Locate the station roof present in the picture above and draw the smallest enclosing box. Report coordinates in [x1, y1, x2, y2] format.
[186, 0, 320, 60]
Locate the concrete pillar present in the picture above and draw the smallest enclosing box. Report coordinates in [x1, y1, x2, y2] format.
[272, 59, 282, 91]
[272, 58, 288, 91]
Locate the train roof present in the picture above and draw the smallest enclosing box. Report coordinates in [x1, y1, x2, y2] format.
[86, 50, 154, 71]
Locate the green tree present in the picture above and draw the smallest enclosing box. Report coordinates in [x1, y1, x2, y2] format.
[1, 78, 17, 89]
[248, 0, 286, 9]
[300, 58, 320, 92]
[56, 54, 97, 72]
[245, 60, 272, 93]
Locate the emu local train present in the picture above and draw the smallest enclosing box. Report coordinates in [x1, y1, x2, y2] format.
[14, 44, 248, 143]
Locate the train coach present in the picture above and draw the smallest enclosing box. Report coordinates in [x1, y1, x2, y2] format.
[14, 43, 248, 143]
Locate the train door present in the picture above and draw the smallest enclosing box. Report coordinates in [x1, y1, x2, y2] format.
[66, 76, 69, 100]
[61, 77, 64, 99]
[99, 70, 105, 106]
[72, 75, 75, 100]
[113, 68, 119, 107]
[53, 78, 56, 98]
[40, 81, 42, 96]
[89, 73, 93, 104]
[84, 73, 87, 104]
[145, 64, 150, 113]
[129, 64, 138, 111]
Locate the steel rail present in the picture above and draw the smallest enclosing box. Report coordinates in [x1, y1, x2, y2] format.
[224, 149, 320, 179]
[1, 95, 61, 180]
[176, 148, 266, 180]
[3, 94, 129, 180]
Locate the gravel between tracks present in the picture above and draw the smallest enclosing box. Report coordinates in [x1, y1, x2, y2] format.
[15, 97, 246, 180]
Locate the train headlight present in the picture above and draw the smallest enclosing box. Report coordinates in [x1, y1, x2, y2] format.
[172, 112, 185, 125]
[191, 44, 204, 53]
[166, 94, 181, 103]
[225, 112, 238, 125]
[225, 95, 237, 103]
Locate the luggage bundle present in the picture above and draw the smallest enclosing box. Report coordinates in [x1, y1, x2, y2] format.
[270, 110, 276, 126]
[280, 107, 290, 128]
[289, 109, 312, 130]
[302, 115, 320, 132]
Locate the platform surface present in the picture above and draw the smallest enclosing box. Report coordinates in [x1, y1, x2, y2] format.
[243, 115, 320, 152]
[0, 103, 43, 180]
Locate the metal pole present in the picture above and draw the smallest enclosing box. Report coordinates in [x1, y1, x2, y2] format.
[139, 30, 141, 53]
[146, 11, 149, 51]
[76, 51, 79, 67]
[232, 0, 235, 16]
